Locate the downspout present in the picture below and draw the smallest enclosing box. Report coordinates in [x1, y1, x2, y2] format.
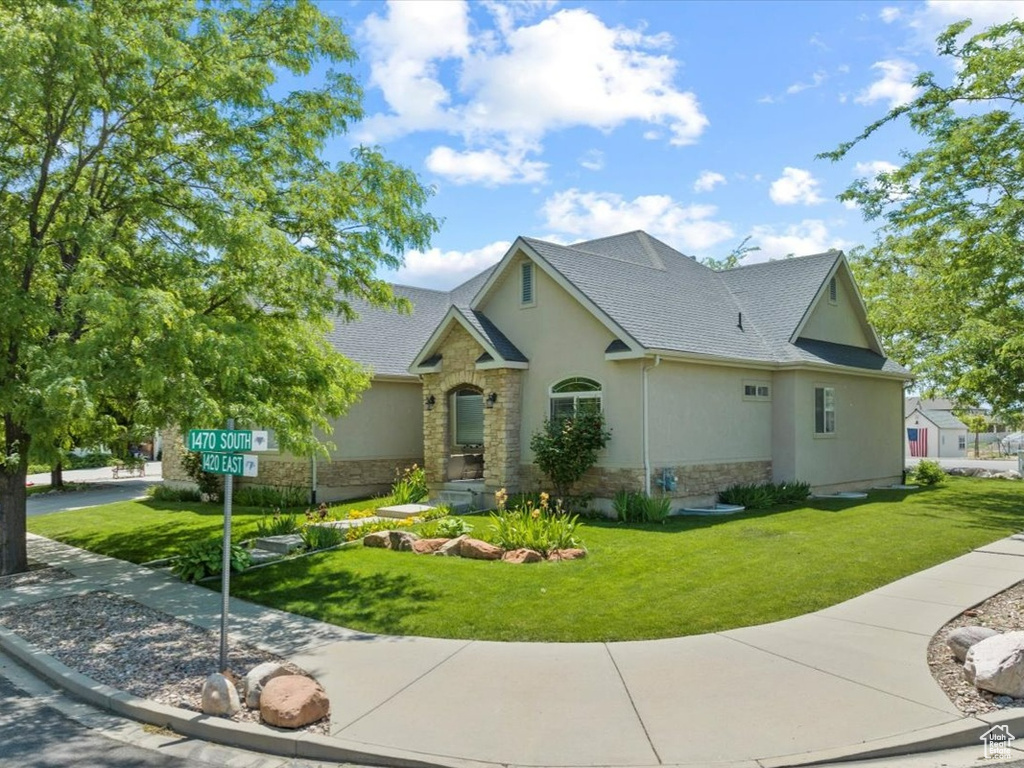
[311, 453, 318, 506]
[642, 354, 662, 496]
[902, 380, 912, 484]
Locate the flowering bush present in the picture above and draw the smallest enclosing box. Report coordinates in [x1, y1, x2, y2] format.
[487, 490, 583, 556]
[529, 411, 610, 498]
[391, 463, 428, 504]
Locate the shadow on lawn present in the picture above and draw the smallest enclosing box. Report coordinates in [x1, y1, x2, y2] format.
[227, 554, 440, 636]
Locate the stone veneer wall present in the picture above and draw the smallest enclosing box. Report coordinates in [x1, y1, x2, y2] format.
[422, 323, 523, 493]
[161, 426, 190, 483]
[519, 459, 772, 499]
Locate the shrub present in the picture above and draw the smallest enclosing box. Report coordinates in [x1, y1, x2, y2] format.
[425, 517, 472, 538]
[913, 459, 945, 486]
[171, 539, 251, 583]
[234, 485, 307, 509]
[390, 464, 428, 504]
[614, 490, 671, 523]
[254, 510, 300, 538]
[529, 411, 611, 499]
[719, 482, 775, 509]
[640, 494, 672, 524]
[301, 524, 346, 551]
[487, 495, 583, 557]
[775, 481, 811, 505]
[181, 448, 222, 501]
[148, 485, 202, 502]
[418, 504, 451, 522]
[65, 451, 116, 470]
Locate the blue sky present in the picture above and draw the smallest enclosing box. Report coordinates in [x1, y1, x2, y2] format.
[313, 0, 1023, 290]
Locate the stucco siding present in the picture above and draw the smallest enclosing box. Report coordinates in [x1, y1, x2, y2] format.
[799, 269, 873, 349]
[786, 371, 903, 488]
[479, 251, 643, 469]
[326, 379, 423, 460]
[648, 360, 772, 465]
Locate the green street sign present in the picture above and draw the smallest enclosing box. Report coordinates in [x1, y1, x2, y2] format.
[187, 429, 269, 453]
[201, 452, 259, 477]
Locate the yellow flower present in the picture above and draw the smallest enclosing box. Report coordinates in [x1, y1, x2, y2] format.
[531, 508, 541, 520]
[539, 492, 549, 510]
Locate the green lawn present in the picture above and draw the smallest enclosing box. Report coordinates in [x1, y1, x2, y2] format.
[28, 477, 1024, 641]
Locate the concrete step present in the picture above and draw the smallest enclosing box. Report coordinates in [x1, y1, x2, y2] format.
[434, 490, 476, 514]
[253, 534, 304, 555]
[377, 503, 434, 520]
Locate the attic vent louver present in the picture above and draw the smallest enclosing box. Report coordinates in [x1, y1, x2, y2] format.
[521, 262, 534, 305]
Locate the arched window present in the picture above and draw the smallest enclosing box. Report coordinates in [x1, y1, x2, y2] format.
[549, 377, 602, 421]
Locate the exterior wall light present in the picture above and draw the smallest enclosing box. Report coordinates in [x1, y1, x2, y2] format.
[485, 392, 498, 408]
[425, 394, 436, 411]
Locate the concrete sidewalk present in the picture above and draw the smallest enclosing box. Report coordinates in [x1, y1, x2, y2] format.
[6, 534, 1024, 768]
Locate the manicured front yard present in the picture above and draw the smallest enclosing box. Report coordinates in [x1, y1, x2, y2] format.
[28, 477, 1024, 641]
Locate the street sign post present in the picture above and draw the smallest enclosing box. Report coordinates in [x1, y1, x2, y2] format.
[186, 424, 267, 672]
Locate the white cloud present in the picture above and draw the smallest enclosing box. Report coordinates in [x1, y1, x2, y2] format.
[693, 170, 726, 193]
[854, 160, 900, 177]
[749, 220, 852, 261]
[769, 167, 824, 206]
[879, 6, 902, 23]
[914, 1, 1024, 32]
[395, 240, 511, 289]
[425, 145, 547, 185]
[579, 149, 605, 171]
[786, 70, 827, 95]
[541, 188, 734, 253]
[809, 34, 828, 51]
[855, 60, 920, 108]
[360, 2, 709, 185]
[758, 94, 777, 104]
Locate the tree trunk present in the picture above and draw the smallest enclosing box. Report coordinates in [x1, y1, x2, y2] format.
[0, 416, 30, 576]
[51, 461, 64, 490]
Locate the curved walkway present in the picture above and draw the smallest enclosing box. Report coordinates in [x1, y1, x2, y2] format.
[6, 533, 1024, 767]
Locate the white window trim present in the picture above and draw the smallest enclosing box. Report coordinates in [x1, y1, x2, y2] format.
[549, 377, 602, 420]
[742, 380, 771, 401]
[520, 261, 536, 308]
[814, 385, 836, 437]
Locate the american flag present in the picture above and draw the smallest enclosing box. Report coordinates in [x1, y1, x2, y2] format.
[907, 427, 928, 457]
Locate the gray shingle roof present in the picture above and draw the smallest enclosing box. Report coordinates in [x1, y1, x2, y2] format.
[326, 231, 908, 379]
[916, 408, 968, 430]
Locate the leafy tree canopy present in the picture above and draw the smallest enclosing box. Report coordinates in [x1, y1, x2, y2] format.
[822, 19, 1024, 418]
[0, 0, 439, 573]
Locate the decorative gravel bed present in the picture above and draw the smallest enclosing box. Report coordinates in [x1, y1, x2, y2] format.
[928, 579, 1024, 715]
[0, 563, 76, 590]
[0, 590, 328, 734]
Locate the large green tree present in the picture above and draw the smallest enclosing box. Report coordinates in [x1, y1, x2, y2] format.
[0, 0, 438, 574]
[822, 19, 1024, 416]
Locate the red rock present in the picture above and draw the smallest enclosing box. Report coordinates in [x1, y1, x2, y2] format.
[502, 548, 543, 564]
[412, 538, 448, 554]
[259, 675, 330, 729]
[435, 535, 467, 556]
[459, 537, 503, 560]
[548, 548, 586, 561]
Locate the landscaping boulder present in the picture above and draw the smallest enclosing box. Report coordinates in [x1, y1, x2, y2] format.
[436, 535, 467, 557]
[260, 675, 330, 729]
[412, 538, 448, 554]
[548, 548, 587, 562]
[947, 626, 1000, 664]
[965, 632, 1024, 697]
[242, 661, 290, 710]
[363, 531, 390, 548]
[387, 530, 420, 551]
[459, 538, 503, 560]
[201, 672, 241, 717]
[502, 548, 543, 564]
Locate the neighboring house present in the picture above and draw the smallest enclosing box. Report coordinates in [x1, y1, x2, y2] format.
[905, 396, 1005, 433]
[165, 230, 911, 509]
[905, 407, 967, 458]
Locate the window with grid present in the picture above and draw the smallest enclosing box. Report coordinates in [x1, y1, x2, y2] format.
[814, 386, 836, 435]
[550, 377, 602, 421]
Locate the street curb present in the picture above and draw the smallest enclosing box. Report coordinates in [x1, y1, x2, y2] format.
[0, 625, 496, 768]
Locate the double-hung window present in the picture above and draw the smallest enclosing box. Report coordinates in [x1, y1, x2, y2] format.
[814, 386, 836, 435]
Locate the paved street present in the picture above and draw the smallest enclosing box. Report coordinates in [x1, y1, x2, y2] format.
[26, 463, 162, 517]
